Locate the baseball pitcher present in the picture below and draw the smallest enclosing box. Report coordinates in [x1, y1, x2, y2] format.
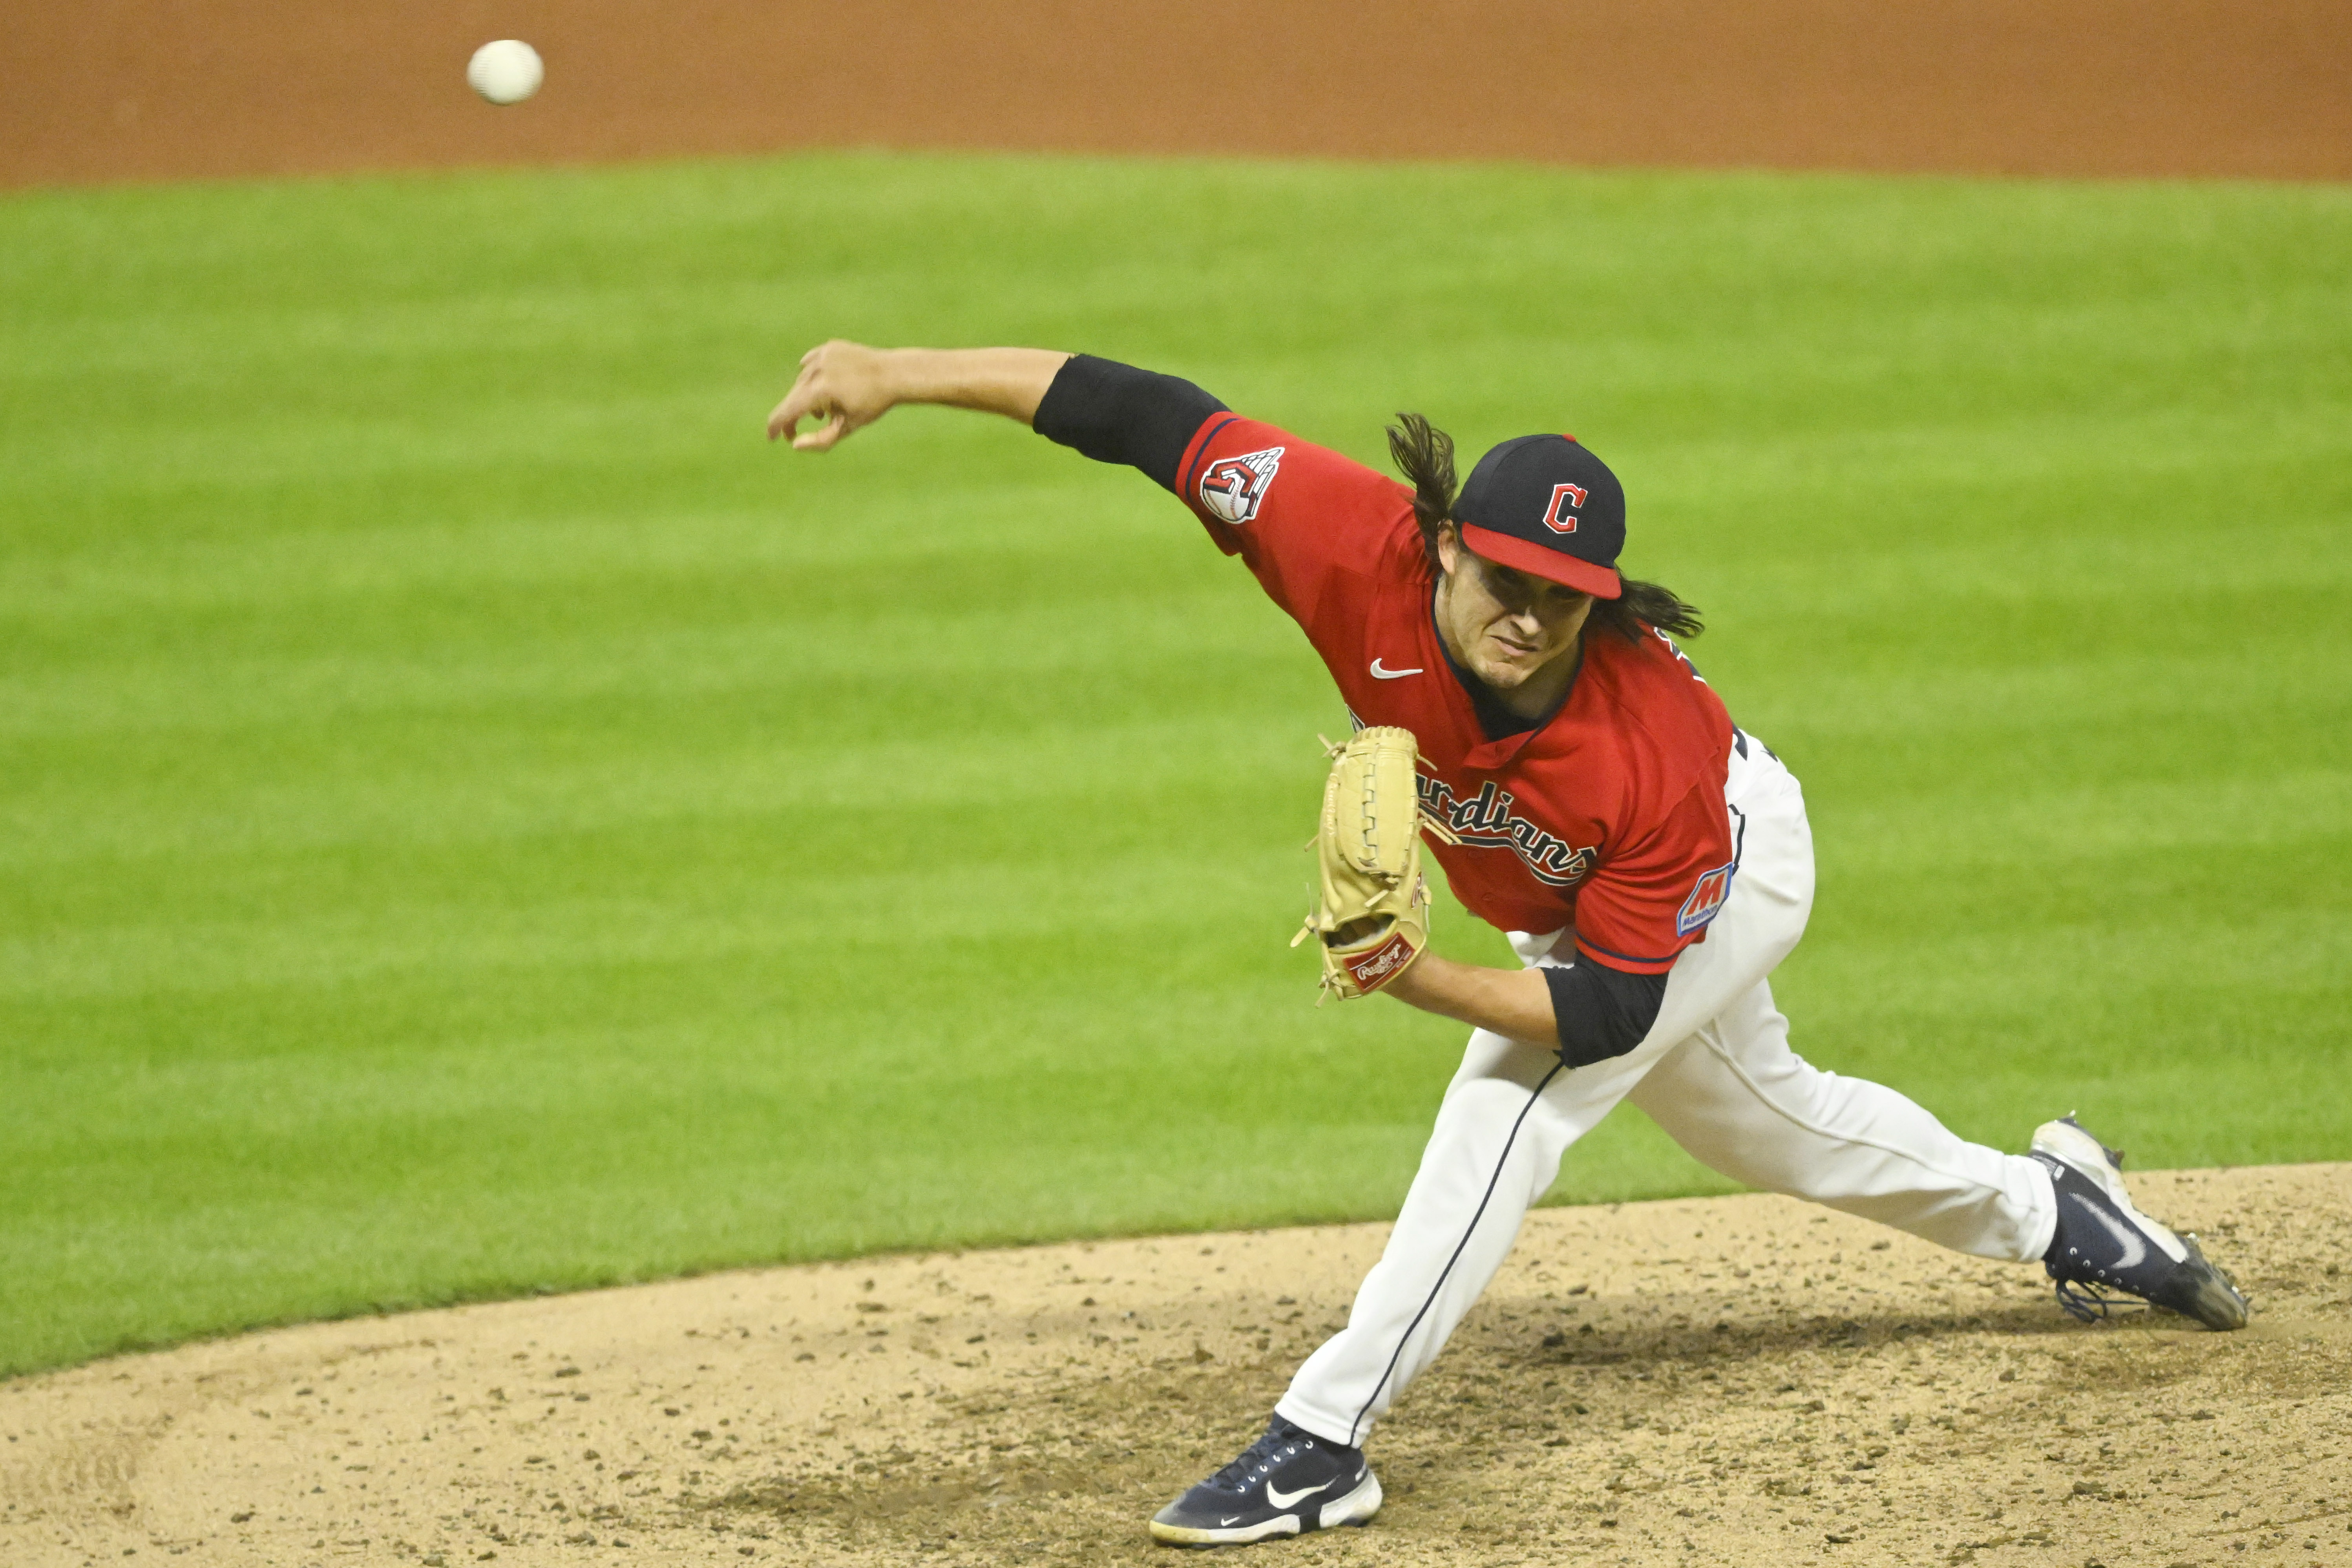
[767, 343, 2248, 1547]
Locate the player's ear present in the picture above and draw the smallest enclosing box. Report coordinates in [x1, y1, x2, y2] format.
[1433, 521, 1462, 577]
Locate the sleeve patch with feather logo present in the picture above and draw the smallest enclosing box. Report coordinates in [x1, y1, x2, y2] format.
[1199, 447, 1285, 524]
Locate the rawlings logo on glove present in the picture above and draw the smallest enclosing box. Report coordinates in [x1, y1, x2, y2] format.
[1292, 727, 1459, 1001]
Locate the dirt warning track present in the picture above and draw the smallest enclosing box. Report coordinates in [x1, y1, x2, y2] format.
[4, 1164, 2348, 1566]
[9, 0, 2352, 189]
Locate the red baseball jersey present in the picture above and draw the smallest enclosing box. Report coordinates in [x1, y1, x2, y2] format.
[1176, 414, 1738, 972]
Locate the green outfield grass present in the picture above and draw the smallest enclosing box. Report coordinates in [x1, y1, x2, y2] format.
[3, 154, 2347, 1378]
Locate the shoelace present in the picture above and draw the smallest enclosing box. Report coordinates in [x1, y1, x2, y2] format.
[2053, 1277, 2145, 1324]
[1204, 1426, 1315, 1493]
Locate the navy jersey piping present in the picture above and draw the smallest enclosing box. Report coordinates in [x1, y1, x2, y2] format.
[1180, 414, 1244, 505]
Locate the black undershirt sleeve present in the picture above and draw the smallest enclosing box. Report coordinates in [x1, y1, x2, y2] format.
[1031, 354, 1228, 494]
[1542, 958, 1669, 1068]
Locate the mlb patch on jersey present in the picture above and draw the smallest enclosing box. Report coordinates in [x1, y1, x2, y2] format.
[1676, 859, 1737, 936]
[1199, 447, 1284, 524]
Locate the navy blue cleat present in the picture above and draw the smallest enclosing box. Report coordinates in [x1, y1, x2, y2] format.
[1149, 1415, 1382, 1547]
[2031, 1115, 2248, 1331]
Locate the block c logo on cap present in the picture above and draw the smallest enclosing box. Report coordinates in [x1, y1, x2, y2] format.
[1541, 482, 1588, 534]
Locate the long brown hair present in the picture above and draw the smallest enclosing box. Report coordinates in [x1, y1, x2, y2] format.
[1386, 413, 1702, 643]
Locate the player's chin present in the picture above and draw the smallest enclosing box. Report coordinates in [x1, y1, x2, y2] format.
[1474, 650, 1544, 688]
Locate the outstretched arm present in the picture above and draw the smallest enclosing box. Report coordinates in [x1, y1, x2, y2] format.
[769, 344, 1229, 497]
[766, 341, 1072, 451]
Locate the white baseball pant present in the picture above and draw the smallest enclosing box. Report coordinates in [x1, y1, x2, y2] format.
[1276, 736, 2061, 1449]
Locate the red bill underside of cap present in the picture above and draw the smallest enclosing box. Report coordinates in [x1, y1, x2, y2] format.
[1459, 524, 1623, 599]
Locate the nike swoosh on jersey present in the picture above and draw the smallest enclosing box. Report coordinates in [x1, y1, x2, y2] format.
[2072, 1193, 2149, 1271]
[1370, 659, 1424, 679]
[1266, 1478, 1336, 1509]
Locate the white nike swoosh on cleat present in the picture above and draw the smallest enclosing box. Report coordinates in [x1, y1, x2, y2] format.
[1267, 1478, 1336, 1508]
[1220, 1515, 1244, 1526]
[1369, 659, 1423, 679]
[2073, 1194, 2149, 1271]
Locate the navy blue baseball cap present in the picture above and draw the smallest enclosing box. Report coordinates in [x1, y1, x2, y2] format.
[1452, 433, 1626, 599]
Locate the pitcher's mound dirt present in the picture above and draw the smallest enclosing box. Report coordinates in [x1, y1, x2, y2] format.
[5, 1165, 2349, 1566]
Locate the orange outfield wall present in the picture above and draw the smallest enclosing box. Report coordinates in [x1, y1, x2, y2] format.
[5, 0, 2350, 188]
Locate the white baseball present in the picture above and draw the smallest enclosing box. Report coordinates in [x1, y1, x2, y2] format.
[467, 40, 544, 106]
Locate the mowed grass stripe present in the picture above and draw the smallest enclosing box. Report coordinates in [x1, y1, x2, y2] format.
[1, 153, 2346, 1375]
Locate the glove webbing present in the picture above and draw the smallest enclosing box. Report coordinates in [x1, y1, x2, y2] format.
[1318, 733, 1462, 866]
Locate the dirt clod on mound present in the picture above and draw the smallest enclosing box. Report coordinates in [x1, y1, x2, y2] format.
[4, 1165, 2348, 1566]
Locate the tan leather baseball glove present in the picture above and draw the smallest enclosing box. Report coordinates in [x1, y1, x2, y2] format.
[1291, 727, 1459, 1001]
